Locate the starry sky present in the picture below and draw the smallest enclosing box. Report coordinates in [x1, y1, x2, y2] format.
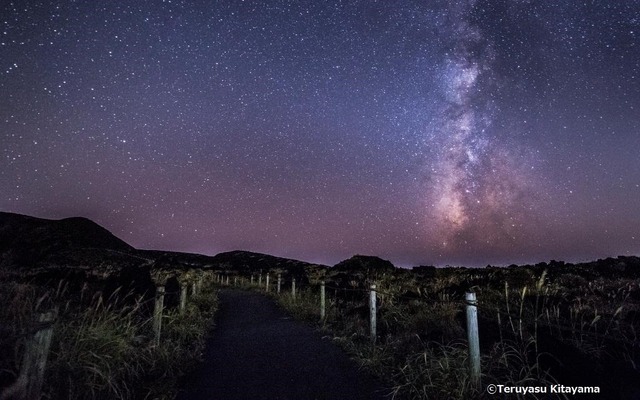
[2, 0, 639, 267]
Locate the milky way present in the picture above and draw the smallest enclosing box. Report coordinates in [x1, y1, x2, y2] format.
[425, 0, 543, 258]
[1, 1, 639, 267]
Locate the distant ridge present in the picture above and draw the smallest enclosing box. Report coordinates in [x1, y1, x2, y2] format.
[333, 255, 396, 273]
[209, 250, 327, 274]
[0, 211, 133, 268]
[0, 212, 325, 274]
[4, 212, 636, 278]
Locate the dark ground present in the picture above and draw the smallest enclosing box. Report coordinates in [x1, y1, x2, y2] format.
[177, 289, 391, 400]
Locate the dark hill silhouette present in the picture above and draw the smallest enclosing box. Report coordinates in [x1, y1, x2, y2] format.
[0, 212, 158, 302]
[210, 250, 327, 275]
[333, 254, 396, 274]
[0, 212, 326, 281]
[328, 255, 398, 292]
[3, 212, 638, 282]
[0, 212, 134, 269]
[0, 212, 132, 252]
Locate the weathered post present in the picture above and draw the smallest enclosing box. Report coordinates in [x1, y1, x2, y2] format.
[259, 274, 262, 286]
[154, 285, 165, 346]
[369, 284, 377, 343]
[226, 275, 229, 286]
[277, 274, 282, 294]
[234, 276, 238, 286]
[266, 273, 270, 292]
[466, 292, 481, 389]
[3, 308, 58, 400]
[320, 281, 326, 320]
[180, 283, 187, 314]
[192, 281, 197, 296]
[292, 278, 296, 300]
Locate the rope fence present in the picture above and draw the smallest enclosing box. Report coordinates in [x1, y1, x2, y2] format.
[214, 272, 484, 387]
[214, 270, 639, 389]
[1, 272, 214, 400]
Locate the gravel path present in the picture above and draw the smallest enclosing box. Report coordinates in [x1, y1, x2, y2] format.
[177, 289, 390, 400]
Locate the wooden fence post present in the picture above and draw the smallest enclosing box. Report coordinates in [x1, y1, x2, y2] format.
[369, 284, 377, 343]
[266, 273, 270, 292]
[320, 281, 326, 320]
[259, 274, 262, 286]
[192, 282, 197, 296]
[465, 292, 481, 389]
[292, 278, 296, 300]
[154, 285, 165, 346]
[277, 274, 281, 294]
[1, 308, 59, 400]
[180, 283, 187, 314]
[226, 276, 229, 286]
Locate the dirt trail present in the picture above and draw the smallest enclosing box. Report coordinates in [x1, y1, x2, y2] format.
[177, 289, 390, 400]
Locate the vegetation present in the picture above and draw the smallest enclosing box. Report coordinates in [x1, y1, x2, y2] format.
[241, 257, 640, 399]
[2, 211, 638, 399]
[0, 276, 218, 399]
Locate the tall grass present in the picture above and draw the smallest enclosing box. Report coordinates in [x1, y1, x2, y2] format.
[0, 279, 218, 399]
[266, 268, 638, 400]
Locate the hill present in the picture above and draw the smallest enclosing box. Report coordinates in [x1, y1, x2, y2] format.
[0, 212, 134, 269]
[0, 212, 325, 279]
[209, 250, 327, 275]
[333, 255, 396, 274]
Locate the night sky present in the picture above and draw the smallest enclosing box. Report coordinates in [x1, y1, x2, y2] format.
[2, 0, 639, 267]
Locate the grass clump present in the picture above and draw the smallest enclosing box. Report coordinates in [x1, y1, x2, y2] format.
[0, 279, 218, 400]
[266, 265, 639, 400]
